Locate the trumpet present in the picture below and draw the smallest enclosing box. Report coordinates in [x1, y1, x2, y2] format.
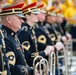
[49, 52, 56, 75]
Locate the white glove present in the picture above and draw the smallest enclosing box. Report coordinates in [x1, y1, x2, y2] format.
[66, 33, 72, 41]
[54, 42, 64, 51]
[61, 36, 67, 45]
[44, 46, 54, 56]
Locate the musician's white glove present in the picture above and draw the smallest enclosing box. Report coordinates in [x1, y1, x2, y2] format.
[54, 42, 64, 51]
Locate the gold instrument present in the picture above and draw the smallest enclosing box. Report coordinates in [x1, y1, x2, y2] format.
[33, 56, 43, 75]
[40, 58, 49, 75]
[33, 55, 49, 75]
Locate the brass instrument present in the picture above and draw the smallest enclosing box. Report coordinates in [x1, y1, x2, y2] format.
[40, 58, 49, 75]
[43, 24, 57, 75]
[33, 56, 43, 75]
[49, 52, 56, 75]
[57, 45, 68, 75]
[65, 40, 73, 75]
[34, 62, 40, 75]
[33, 56, 49, 75]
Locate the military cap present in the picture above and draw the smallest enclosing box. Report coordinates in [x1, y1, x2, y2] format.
[47, 6, 56, 16]
[54, 8, 64, 17]
[0, 2, 25, 18]
[37, 4, 46, 13]
[22, 2, 40, 15]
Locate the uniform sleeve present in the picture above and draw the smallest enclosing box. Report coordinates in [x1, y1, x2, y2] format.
[27, 66, 33, 75]
[5, 38, 32, 75]
[4, 39, 18, 75]
[5, 38, 15, 66]
[39, 51, 46, 58]
[35, 29, 48, 50]
[18, 30, 34, 66]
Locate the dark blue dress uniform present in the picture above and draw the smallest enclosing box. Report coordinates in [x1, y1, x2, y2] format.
[49, 23, 64, 75]
[1, 25, 28, 75]
[34, 22, 52, 51]
[0, 2, 33, 75]
[55, 23, 64, 36]
[60, 19, 67, 35]
[19, 2, 46, 67]
[18, 23, 46, 67]
[50, 23, 62, 42]
[44, 23, 64, 75]
[43, 21, 57, 45]
[52, 22, 68, 43]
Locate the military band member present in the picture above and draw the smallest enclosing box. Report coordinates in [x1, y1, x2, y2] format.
[45, 6, 58, 44]
[45, 7, 67, 45]
[36, 5, 66, 75]
[35, 4, 64, 50]
[52, 2, 72, 42]
[55, 8, 72, 44]
[18, 2, 55, 67]
[34, 8, 53, 50]
[45, 7, 66, 75]
[0, 2, 34, 75]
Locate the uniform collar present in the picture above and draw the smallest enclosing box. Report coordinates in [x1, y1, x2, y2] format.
[1, 25, 16, 37]
[38, 21, 47, 26]
[22, 22, 33, 29]
[38, 22, 42, 25]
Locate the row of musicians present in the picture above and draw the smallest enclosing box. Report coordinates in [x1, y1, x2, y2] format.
[0, 2, 72, 75]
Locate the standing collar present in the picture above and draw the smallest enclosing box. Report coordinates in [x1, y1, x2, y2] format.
[22, 22, 33, 29]
[1, 25, 16, 37]
[38, 22, 42, 25]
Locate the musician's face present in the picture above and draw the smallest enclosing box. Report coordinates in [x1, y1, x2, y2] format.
[46, 15, 56, 23]
[56, 17, 63, 23]
[37, 12, 46, 22]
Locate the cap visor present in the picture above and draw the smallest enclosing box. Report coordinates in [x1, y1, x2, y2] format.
[49, 13, 57, 16]
[16, 13, 25, 18]
[31, 10, 40, 14]
[57, 14, 64, 17]
[39, 10, 46, 13]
